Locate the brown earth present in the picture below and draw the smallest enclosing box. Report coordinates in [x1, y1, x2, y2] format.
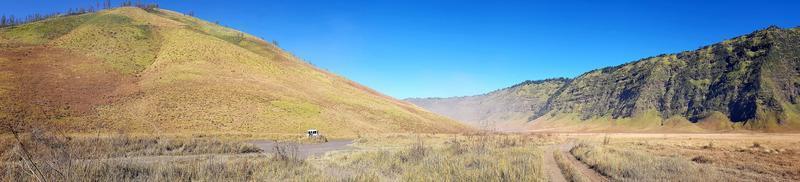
[0, 44, 139, 129]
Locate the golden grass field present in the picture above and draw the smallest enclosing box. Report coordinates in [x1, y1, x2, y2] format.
[3, 130, 798, 181]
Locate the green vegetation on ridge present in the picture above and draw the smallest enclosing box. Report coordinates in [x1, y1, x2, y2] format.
[411, 26, 800, 132]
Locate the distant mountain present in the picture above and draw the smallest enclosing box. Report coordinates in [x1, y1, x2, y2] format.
[409, 26, 800, 132]
[406, 78, 569, 130]
[0, 7, 471, 136]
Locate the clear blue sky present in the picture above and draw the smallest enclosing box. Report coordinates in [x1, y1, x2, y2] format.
[3, 0, 800, 99]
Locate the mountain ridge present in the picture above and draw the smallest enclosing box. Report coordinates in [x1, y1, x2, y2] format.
[409, 26, 800, 132]
[406, 78, 569, 129]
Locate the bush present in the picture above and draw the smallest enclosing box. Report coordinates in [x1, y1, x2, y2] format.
[751, 142, 762, 148]
[404, 137, 427, 162]
[702, 141, 714, 149]
[691, 155, 712, 164]
[271, 142, 302, 166]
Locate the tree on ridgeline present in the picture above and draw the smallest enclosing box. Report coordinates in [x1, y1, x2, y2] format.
[143, 4, 159, 11]
[0, 4, 100, 28]
[8, 15, 15, 26]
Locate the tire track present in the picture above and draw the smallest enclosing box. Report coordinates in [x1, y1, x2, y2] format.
[558, 142, 609, 182]
[544, 145, 568, 182]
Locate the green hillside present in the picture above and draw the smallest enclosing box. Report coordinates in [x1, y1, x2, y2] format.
[411, 26, 800, 132]
[0, 7, 471, 137]
[532, 26, 800, 132]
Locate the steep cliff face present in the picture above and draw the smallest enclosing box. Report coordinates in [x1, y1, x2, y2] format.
[406, 78, 568, 129]
[535, 27, 800, 130]
[412, 27, 800, 131]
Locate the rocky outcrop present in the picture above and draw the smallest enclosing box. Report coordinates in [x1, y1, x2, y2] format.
[537, 27, 800, 129]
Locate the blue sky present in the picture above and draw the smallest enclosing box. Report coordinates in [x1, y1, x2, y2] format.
[3, 0, 800, 99]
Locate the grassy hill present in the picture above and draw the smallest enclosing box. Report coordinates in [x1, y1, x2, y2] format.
[0, 7, 471, 137]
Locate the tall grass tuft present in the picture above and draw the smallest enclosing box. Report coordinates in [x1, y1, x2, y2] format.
[270, 142, 303, 167]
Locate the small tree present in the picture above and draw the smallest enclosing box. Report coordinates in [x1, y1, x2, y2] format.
[8, 15, 15, 26]
[145, 4, 158, 10]
[235, 33, 245, 43]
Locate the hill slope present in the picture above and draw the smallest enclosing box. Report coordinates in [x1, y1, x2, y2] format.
[410, 26, 800, 132]
[0, 7, 471, 136]
[405, 78, 569, 130]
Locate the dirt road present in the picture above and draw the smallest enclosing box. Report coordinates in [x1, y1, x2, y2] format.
[544, 142, 609, 182]
[544, 145, 568, 182]
[250, 140, 354, 158]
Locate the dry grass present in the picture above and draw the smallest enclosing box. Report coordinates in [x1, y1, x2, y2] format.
[3, 132, 798, 181]
[0, 134, 336, 181]
[1, 133, 554, 181]
[0, 132, 261, 161]
[3, 154, 323, 181]
[51, 12, 161, 74]
[0, 130, 320, 181]
[570, 142, 726, 181]
[0, 6, 471, 138]
[319, 133, 550, 181]
[564, 133, 800, 181]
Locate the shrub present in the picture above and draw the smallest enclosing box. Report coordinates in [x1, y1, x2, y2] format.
[447, 137, 466, 155]
[691, 155, 712, 164]
[271, 142, 302, 166]
[702, 141, 714, 149]
[405, 137, 427, 161]
[751, 142, 761, 148]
